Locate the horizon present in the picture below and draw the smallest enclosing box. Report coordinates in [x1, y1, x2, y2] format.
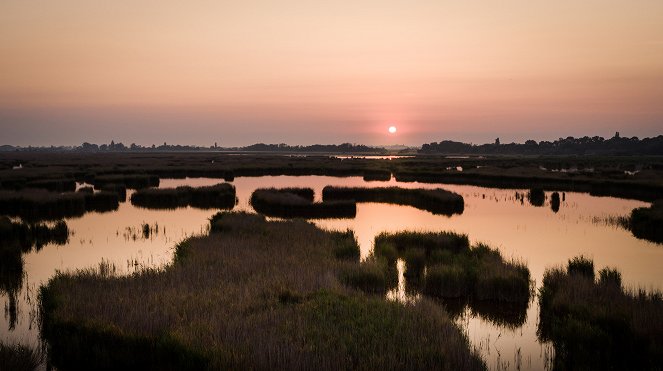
[2, 1, 663, 146]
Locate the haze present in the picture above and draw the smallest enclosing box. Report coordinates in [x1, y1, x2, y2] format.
[1, 0, 662, 146]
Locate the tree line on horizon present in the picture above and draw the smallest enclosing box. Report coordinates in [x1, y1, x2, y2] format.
[420, 133, 663, 155]
[1, 133, 662, 155]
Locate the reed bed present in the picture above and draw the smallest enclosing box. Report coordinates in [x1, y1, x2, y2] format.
[538, 256, 663, 369]
[0, 189, 86, 221]
[0, 188, 119, 221]
[630, 200, 663, 243]
[93, 174, 160, 190]
[250, 188, 356, 219]
[374, 232, 531, 304]
[97, 183, 127, 202]
[322, 186, 464, 216]
[41, 212, 485, 370]
[131, 183, 236, 210]
[0, 216, 69, 251]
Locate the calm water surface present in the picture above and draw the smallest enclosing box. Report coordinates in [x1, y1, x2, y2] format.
[1, 176, 659, 370]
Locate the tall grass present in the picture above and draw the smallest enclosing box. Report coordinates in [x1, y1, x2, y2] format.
[374, 233, 531, 304]
[322, 186, 464, 215]
[250, 188, 356, 219]
[630, 200, 663, 243]
[0, 216, 69, 251]
[41, 212, 485, 370]
[0, 342, 42, 371]
[131, 183, 236, 210]
[538, 256, 663, 369]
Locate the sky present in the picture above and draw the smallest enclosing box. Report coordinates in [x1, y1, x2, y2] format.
[1, 0, 662, 146]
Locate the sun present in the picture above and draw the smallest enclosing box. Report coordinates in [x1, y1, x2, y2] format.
[388, 125, 397, 134]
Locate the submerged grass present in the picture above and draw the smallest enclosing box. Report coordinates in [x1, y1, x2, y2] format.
[131, 183, 236, 210]
[322, 186, 464, 216]
[250, 188, 356, 219]
[41, 212, 484, 370]
[538, 256, 663, 370]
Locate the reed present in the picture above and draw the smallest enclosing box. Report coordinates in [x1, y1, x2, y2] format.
[322, 186, 464, 215]
[0, 189, 86, 221]
[550, 191, 561, 213]
[374, 233, 530, 304]
[527, 188, 545, 207]
[41, 212, 485, 370]
[131, 183, 236, 210]
[0, 342, 42, 371]
[538, 257, 663, 370]
[250, 188, 356, 219]
[630, 200, 663, 243]
[98, 183, 127, 202]
[93, 174, 160, 190]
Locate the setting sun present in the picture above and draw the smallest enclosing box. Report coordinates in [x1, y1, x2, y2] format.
[388, 126, 397, 134]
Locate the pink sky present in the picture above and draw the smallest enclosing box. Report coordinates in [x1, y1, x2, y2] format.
[1, 0, 662, 146]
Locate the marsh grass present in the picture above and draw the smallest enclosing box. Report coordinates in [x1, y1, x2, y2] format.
[362, 170, 391, 181]
[630, 200, 663, 243]
[538, 257, 663, 369]
[0, 217, 69, 252]
[131, 183, 236, 210]
[374, 232, 531, 304]
[527, 188, 545, 207]
[84, 191, 120, 212]
[550, 191, 560, 213]
[41, 212, 485, 370]
[0, 342, 42, 371]
[0, 189, 86, 221]
[250, 188, 356, 219]
[98, 183, 127, 202]
[322, 186, 464, 216]
[567, 255, 594, 279]
[93, 174, 160, 190]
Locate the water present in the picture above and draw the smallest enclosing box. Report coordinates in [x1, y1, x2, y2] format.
[1, 175, 659, 370]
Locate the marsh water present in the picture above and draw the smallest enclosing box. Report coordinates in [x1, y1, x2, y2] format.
[2, 175, 660, 370]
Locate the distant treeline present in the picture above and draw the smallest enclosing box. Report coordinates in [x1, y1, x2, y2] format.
[420, 134, 663, 155]
[0, 142, 386, 153]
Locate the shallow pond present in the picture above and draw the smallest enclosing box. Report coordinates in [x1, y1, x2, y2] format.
[1, 175, 660, 370]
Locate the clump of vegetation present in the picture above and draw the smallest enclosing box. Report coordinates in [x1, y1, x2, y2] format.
[374, 232, 530, 304]
[0, 342, 42, 371]
[527, 188, 545, 207]
[84, 191, 120, 212]
[630, 200, 663, 243]
[322, 186, 464, 215]
[77, 186, 94, 194]
[567, 255, 594, 279]
[550, 191, 561, 213]
[93, 174, 159, 190]
[538, 257, 663, 370]
[0, 216, 69, 251]
[41, 212, 484, 370]
[339, 257, 395, 294]
[25, 178, 76, 192]
[0, 189, 87, 221]
[131, 183, 236, 210]
[98, 183, 127, 202]
[362, 169, 391, 181]
[330, 230, 360, 260]
[250, 188, 356, 219]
